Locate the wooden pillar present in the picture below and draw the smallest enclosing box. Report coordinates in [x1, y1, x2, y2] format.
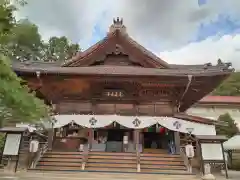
[174, 131, 180, 154]
[48, 128, 54, 150]
[88, 128, 93, 150]
[135, 129, 140, 152]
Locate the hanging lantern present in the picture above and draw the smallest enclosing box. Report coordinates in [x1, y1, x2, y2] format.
[159, 127, 165, 134]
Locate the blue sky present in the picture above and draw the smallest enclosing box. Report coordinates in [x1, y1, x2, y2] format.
[196, 15, 240, 41]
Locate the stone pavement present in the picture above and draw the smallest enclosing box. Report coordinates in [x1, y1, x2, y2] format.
[0, 171, 236, 180]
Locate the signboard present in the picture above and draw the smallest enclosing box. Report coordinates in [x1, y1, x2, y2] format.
[201, 143, 223, 161]
[103, 89, 125, 98]
[3, 134, 22, 156]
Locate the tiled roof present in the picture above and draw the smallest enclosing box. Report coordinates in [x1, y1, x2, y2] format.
[174, 113, 226, 126]
[199, 95, 240, 104]
[63, 30, 168, 68]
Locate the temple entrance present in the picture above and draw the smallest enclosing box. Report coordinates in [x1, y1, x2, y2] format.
[107, 129, 124, 141]
[142, 125, 175, 153]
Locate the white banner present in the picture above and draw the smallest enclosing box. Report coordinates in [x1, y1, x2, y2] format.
[156, 117, 216, 135]
[53, 115, 216, 136]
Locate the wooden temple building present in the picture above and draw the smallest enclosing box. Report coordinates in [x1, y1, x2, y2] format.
[11, 18, 234, 174]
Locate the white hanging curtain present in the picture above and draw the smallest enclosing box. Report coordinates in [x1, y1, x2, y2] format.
[54, 115, 75, 128]
[76, 115, 115, 128]
[117, 116, 157, 129]
[54, 115, 115, 128]
[156, 117, 216, 135]
[53, 115, 216, 135]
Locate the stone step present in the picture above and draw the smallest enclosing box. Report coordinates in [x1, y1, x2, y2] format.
[35, 165, 81, 171]
[86, 166, 137, 172]
[89, 155, 135, 160]
[46, 151, 83, 155]
[140, 156, 182, 161]
[87, 162, 136, 168]
[141, 164, 186, 170]
[41, 158, 82, 162]
[89, 152, 135, 156]
[43, 154, 83, 159]
[88, 158, 136, 163]
[140, 160, 183, 165]
[38, 161, 82, 167]
[140, 153, 180, 157]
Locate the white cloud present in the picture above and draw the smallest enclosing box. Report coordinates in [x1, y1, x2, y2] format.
[160, 34, 240, 69]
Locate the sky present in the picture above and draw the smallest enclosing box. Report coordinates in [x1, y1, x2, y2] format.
[16, 0, 240, 69]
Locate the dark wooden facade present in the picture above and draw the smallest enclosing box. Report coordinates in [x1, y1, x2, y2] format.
[12, 18, 234, 119]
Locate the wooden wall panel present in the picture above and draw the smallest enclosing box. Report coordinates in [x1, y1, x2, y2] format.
[56, 102, 92, 114]
[137, 104, 154, 116]
[115, 104, 135, 115]
[155, 103, 173, 116]
[95, 104, 115, 114]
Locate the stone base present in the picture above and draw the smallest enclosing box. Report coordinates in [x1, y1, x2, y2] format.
[201, 174, 216, 180]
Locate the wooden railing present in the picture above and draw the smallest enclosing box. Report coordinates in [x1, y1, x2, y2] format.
[81, 145, 89, 170]
[136, 145, 141, 172]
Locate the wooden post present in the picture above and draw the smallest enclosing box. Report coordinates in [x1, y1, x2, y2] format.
[174, 131, 180, 154]
[47, 128, 53, 151]
[88, 128, 93, 150]
[221, 142, 229, 179]
[15, 133, 23, 172]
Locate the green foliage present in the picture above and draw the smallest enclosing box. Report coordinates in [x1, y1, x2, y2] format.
[2, 20, 80, 62]
[0, 0, 16, 34]
[0, 133, 5, 152]
[42, 36, 79, 62]
[0, 55, 50, 125]
[213, 72, 240, 96]
[0, 0, 49, 126]
[216, 113, 239, 138]
[5, 19, 43, 61]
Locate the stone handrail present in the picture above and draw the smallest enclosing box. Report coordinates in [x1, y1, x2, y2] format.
[81, 145, 89, 170]
[31, 142, 48, 169]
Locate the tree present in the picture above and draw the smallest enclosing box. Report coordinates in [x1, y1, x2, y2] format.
[42, 36, 79, 62]
[216, 113, 239, 138]
[0, 0, 49, 127]
[4, 19, 43, 62]
[212, 72, 240, 96]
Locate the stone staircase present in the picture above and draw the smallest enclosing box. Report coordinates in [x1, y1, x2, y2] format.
[140, 150, 186, 174]
[85, 151, 137, 172]
[35, 151, 83, 171]
[32, 150, 188, 175]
